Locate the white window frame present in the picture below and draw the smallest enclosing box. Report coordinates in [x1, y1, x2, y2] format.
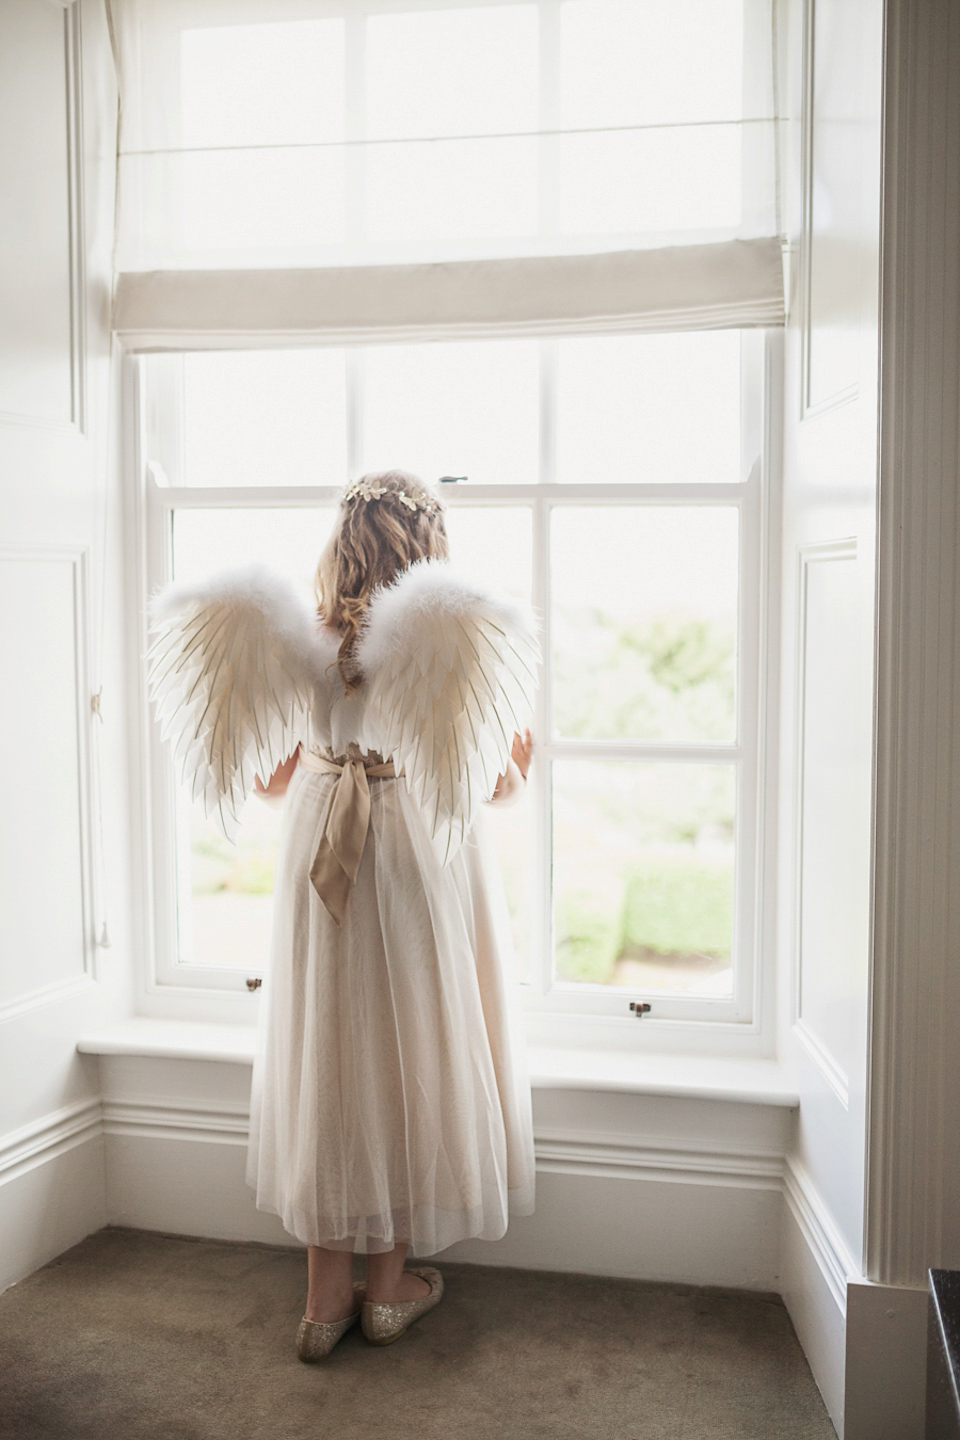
[128, 328, 778, 1045]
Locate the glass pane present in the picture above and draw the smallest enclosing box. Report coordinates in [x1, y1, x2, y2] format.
[172, 507, 334, 600]
[366, 7, 539, 140]
[556, 331, 741, 485]
[177, 789, 284, 971]
[362, 340, 539, 485]
[180, 149, 346, 254]
[560, 0, 743, 129]
[559, 126, 742, 236]
[557, 1, 745, 240]
[181, 21, 345, 148]
[364, 135, 538, 245]
[174, 351, 347, 488]
[444, 505, 533, 602]
[364, 3, 538, 245]
[171, 506, 334, 972]
[178, 20, 346, 254]
[552, 507, 738, 742]
[553, 759, 735, 995]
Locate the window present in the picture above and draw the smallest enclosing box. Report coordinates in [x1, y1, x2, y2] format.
[120, 0, 781, 1035]
[138, 326, 769, 1027]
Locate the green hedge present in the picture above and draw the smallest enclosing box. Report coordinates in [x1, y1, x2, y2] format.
[556, 857, 733, 985]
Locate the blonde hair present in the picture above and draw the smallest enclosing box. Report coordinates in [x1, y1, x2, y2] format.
[316, 470, 449, 691]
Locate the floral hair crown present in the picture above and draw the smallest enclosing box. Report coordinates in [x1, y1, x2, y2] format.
[342, 477, 442, 517]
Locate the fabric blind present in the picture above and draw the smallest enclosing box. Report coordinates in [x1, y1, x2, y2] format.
[108, 0, 785, 340]
[114, 238, 784, 349]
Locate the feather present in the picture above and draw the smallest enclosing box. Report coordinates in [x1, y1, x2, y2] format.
[356, 559, 541, 864]
[146, 565, 333, 839]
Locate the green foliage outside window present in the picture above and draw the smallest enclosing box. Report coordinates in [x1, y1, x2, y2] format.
[556, 859, 734, 986]
[553, 608, 736, 988]
[553, 609, 735, 743]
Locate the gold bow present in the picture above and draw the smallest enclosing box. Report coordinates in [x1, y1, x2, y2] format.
[300, 748, 399, 926]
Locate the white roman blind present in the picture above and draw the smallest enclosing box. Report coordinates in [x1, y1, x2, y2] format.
[108, 0, 785, 344]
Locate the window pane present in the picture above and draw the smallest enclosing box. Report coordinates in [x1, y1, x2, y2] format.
[366, 7, 539, 140]
[444, 505, 533, 602]
[559, 126, 742, 236]
[178, 20, 346, 254]
[177, 790, 284, 971]
[551, 507, 738, 742]
[180, 149, 346, 253]
[174, 351, 348, 488]
[560, 0, 743, 129]
[181, 21, 345, 148]
[362, 340, 539, 485]
[364, 4, 539, 244]
[558, 1, 745, 240]
[365, 136, 538, 245]
[553, 759, 735, 995]
[172, 507, 334, 599]
[556, 331, 741, 485]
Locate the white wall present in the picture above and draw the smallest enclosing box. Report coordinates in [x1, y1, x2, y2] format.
[0, 0, 132, 1293]
[774, 0, 884, 1432]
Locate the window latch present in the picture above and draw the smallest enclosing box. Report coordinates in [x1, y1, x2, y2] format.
[246, 977, 262, 992]
[629, 1001, 651, 1019]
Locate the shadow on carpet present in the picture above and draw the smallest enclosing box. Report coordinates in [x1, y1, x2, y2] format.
[0, 1228, 835, 1440]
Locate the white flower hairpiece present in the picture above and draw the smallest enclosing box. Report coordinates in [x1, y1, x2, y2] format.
[342, 478, 441, 516]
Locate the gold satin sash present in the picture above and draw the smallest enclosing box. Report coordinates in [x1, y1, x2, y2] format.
[300, 747, 399, 926]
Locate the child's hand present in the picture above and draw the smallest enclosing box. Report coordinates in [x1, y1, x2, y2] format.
[511, 729, 533, 780]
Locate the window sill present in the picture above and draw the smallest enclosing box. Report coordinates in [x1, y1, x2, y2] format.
[78, 1020, 798, 1108]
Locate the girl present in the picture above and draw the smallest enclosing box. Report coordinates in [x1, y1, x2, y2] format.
[149, 470, 538, 1359]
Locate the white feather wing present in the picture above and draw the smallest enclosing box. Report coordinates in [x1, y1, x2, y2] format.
[147, 565, 327, 837]
[357, 560, 540, 863]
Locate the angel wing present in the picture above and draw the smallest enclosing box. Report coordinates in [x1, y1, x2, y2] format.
[147, 565, 329, 837]
[356, 559, 540, 864]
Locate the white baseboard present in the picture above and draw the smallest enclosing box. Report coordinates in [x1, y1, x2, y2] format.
[98, 1097, 785, 1290]
[446, 1168, 782, 1288]
[104, 1132, 293, 1247]
[0, 1098, 106, 1293]
[778, 1159, 927, 1440]
[781, 1164, 850, 1435]
[784, 1157, 859, 1314]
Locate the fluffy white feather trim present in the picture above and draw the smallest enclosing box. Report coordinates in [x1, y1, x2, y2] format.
[150, 563, 332, 671]
[356, 558, 538, 675]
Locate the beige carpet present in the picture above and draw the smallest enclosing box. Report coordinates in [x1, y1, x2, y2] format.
[0, 1228, 834, 1440]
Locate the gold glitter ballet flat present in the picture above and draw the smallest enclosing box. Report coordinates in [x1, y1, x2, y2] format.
[361, 1266, 444, 1346]
[296, 1281, 365, 1362]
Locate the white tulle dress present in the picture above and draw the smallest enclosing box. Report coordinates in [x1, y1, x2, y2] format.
[148, 558, 538, 1255]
